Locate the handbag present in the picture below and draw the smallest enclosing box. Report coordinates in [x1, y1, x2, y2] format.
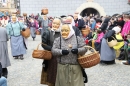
[32, 43, 52, 60]
[107, 36, 118, 47]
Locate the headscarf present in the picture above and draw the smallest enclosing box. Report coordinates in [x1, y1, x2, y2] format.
[67, 16, 75, 26]
[78, 14, 82, 20]
[61, 24, 75, 39]
[71, 17, 75, 26]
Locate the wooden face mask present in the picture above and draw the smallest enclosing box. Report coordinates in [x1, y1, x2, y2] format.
[52, 18, 60, 30]
[61, 24, 70, 39]
[12, 15, 17, 22]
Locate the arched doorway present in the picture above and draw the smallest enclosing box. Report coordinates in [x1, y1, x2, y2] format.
[75, 2, 106, 17]
[80, 8, 100, 17]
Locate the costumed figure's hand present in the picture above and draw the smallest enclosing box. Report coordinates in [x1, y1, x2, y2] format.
[62, 50, 69, 55]
[71, 49, 78, 54]
[22, 28, 25, 31]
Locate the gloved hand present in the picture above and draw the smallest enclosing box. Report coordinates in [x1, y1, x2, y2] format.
[71, 49, 78, 54]
[62, 50, 69, 55]
[22, 28, 25, 31]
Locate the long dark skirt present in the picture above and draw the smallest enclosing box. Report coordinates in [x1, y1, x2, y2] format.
[47, 56, 57, 84]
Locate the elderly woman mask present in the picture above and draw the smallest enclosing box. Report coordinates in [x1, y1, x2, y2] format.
[61, 24, 75, 39]
[12, 16, 17, 22]
[52, 18, 61, 30]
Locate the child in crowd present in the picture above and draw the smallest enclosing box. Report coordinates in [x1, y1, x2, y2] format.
[94, 29, 104, 52]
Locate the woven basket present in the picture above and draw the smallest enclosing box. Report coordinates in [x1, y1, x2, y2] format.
[107, 36, 117, 47]
[78, 46, 100, 68]
[36, 30, 40, 35]
[42, 7, 48, 15]
[21, 28, 30, 38]
[32, 43, 52, 60]
[23, 13, 27, 16]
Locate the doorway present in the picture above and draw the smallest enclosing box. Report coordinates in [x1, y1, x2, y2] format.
[80, 8, 100, 17]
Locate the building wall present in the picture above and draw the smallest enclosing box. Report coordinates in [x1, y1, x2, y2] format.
[20, 0, 130, 17]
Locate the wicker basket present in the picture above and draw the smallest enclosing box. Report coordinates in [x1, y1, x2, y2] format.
[32, 43, 52, 60]
[21, 28, 30, 38]
[42, 7, 48, 15]
[78, 46, 100, 68]
[107, 36, 117, 47]
[36, 30, 40, 35]
[23, 13, 27, 16]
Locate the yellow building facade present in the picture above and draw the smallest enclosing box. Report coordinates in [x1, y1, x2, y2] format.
[0, 0, 17, 16]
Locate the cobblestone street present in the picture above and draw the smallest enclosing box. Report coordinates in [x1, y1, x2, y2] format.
[7, 35, 130, 86]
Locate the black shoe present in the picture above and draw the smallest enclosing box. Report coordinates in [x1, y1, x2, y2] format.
[20, 56, 24, 60]
[118, 56, 125, 60]
[84, 77, 88, 83]
[2, 68, 8, 78]
[14, 56, 18, 59]
[33, 38, 35, 41]
[123, 61, 130, 65]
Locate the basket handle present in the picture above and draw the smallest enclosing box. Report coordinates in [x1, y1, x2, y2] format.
[84, 46, 97, 53]
[107, 36, 116, 41]
[36, 43, 47, 50]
